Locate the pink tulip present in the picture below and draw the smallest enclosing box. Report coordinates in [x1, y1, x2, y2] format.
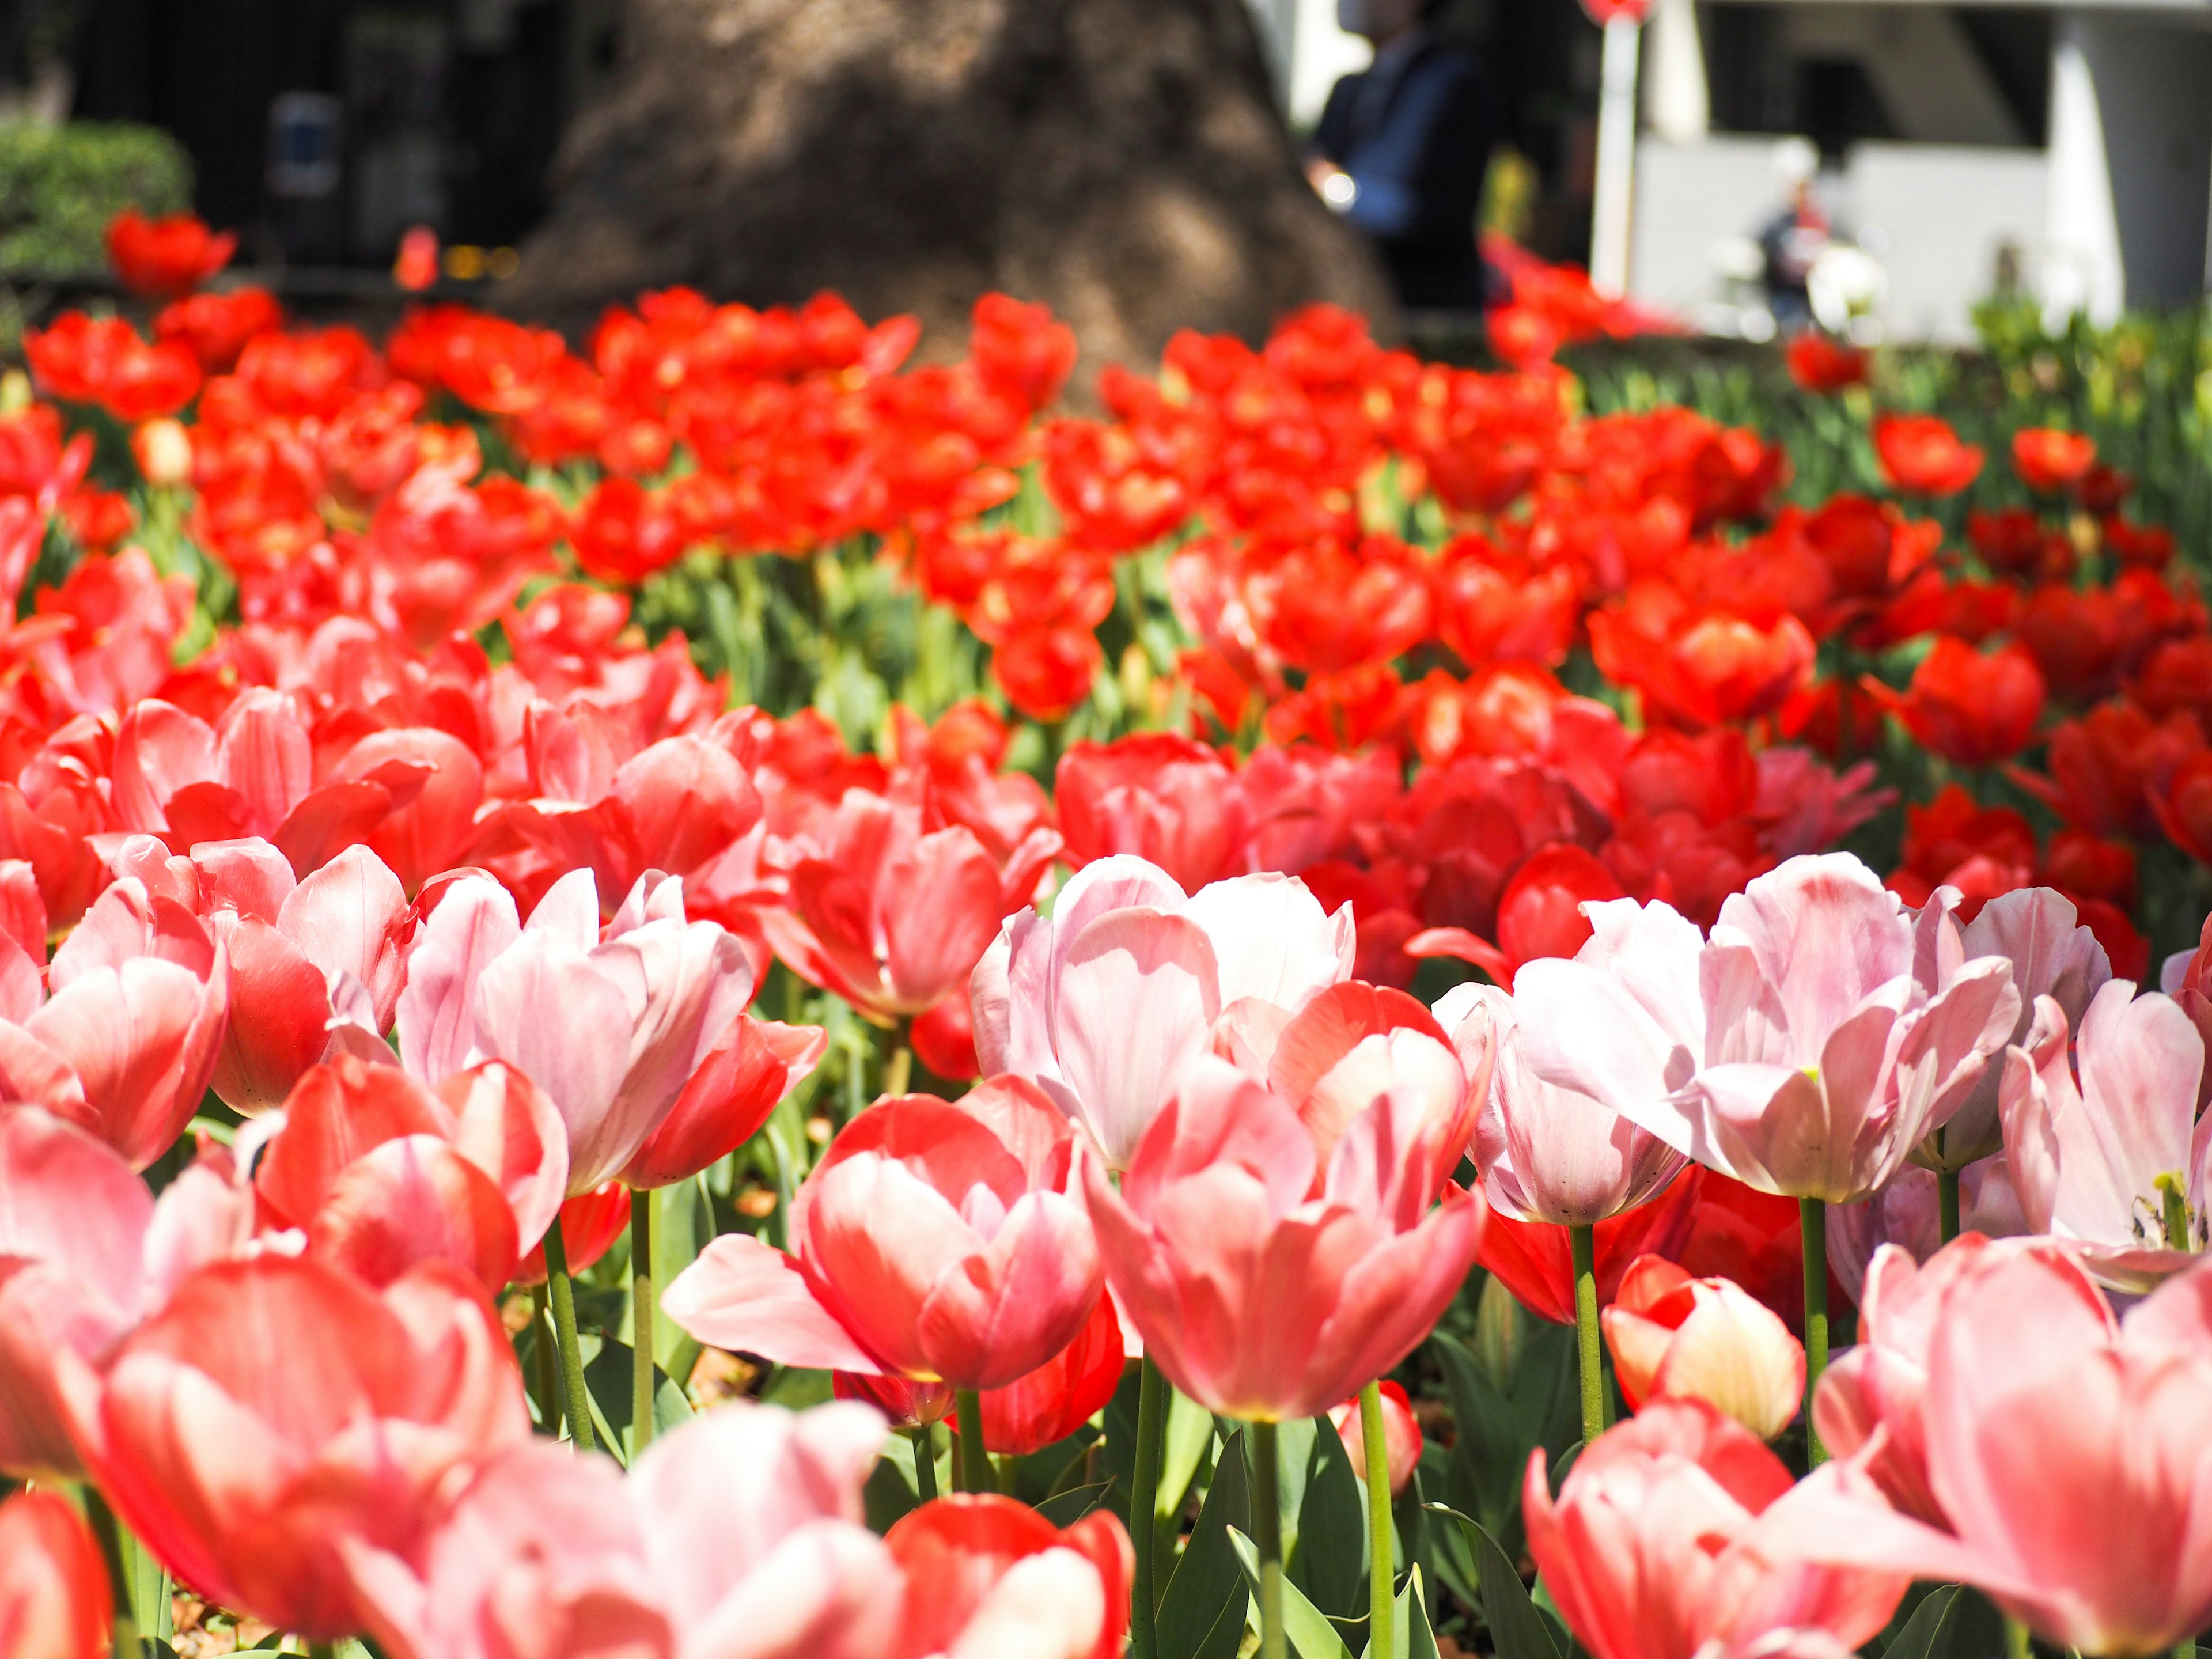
[62, 1255, 529, 1641]
[972, 854, 1354, 1166]
[0, 874, 229, 1168]
[1440, 978, 1687, 1226]
[253, 1054, 569, 1289]
[346, 1400, 898, 1659]
[2001, 979, 2209, 1290]
[1916, 887, 2109, 1170]
[1328, 1379, 1423, 1495]
[0, 1105, 250, 1477]
[1083, 1055, 1486, 1421]
[664, 1078, 1103, 1389]
[113, 835, 412, 1112]
[888, 1494, 1133, 1659]
[1772, 1246, 2212, 1656]
[1527, 1399, 1907, 1659]
[759, 779, 1060, 1021]
[1516, 855, 2019, 1203]
[1602, 1256, 1806, 1440]
[1828, 1160, 2027, 1304]
[397, 868, 757, 1191]
[0, 1489, 110, 1659]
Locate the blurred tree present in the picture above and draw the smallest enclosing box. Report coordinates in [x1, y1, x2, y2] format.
[503, 0, 1400, 371]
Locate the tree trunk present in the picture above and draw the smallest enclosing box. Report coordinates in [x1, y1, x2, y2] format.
[503, 0, 1400, 369]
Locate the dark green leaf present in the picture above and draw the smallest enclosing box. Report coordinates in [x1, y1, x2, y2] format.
[1425, 1503, 1562, 1659]
[1882, 1586, 1962, 1659]
[1431, 1332, 1535, 1546]
[1157, 1427, 1252, 1659]
[1036, 1481, 1111, 1527]
[1227, 1527, 1357, 1659]
[580, 1333, 694, 1462]
[1292, 1412, 1367, 1620]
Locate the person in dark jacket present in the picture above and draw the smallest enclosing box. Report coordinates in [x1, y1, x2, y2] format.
[1308, 0, 1499, 310]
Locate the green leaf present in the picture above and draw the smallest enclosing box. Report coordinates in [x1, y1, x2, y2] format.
[1157, 1427, 1252, 1659]
[1291, 1412, 1367, 1621]
[1883, 1586, 1963, 1659]
[1397, 1565, 1441, 1659]
[759, 1365, 834, 1408]
[580, 1333, 694, 1462]
[1425, 1503, 1562, 1659]
[1036, 1481, 1111, 1527]
[1227, 1527, 1357, 1659]
[1431, 1332, 1535, 1545]
[1158, 1385, 1214, 1523]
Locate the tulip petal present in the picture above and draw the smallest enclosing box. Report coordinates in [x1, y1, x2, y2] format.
[662, 1234, 887, 1374]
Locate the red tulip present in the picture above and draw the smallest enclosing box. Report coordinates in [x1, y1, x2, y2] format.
[665, 1078, 1103, 1389]
[0, 1489, 110, 1659]
[393, 225, 440, 293]
[1527, 1399, 1906, 1659]
[154, 286, 283, 373]
[1054, 734, 1252, 893]
[1863, 636, 2044, 767]
[1476, 1172, 1704, 1324]
[2012, 427, 2095, 493]
[1327, 1378, 1423, 1495]
[1873, 414, 1983, 497]
[1588, 583, 1815, 729]
[1784, 334, 1868, 395]
[839, 1287, 1127, 1455]
[887, 1494, 1133, 1659]
[1602, 1256, 1805, 1440]
[63, 1255, 528, 1640]
[107, 209, 235, 298]
[1084, 1055, 1486, 1421]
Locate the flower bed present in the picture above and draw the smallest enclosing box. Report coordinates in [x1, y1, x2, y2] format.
[2, 218, 2210, 1659]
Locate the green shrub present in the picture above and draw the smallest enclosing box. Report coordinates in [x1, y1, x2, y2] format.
[0, 120, 193, 281]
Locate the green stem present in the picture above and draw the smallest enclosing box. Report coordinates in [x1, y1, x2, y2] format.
[541, 1214, 598, 1453]
[81, 1487, 139, 1659]
[883, 1035, 913, 1099]
[1801, 1198, 1830, 1464]
[1359, 1382, 1395, 1659]
[911, 1426, 940, 1502]
[531, 1283, 561, 1436]
[2004, 1616, 2033, 1659]
[953, 1389, 993, 1494]
[1569, 1221, 1607, 1448]
[1129, 1356, 1169, 1658]
[309, 1645, 338, 1659]
[632, 1187, 656, 1458]
[1937, 1168, 1961, 1244]
[1252, 1419, 1285, 1659]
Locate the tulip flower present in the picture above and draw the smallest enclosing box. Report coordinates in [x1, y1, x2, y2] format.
[665, 1078, 1103, 1391]
[397, 868, 757, 1192]
[0, 1489, 110, 1659]
[252, 1054, 570, 1290]
[1999, 979, 2209, 1290]
[971, 855, 1354, 1168]
[839, 1289, 1127, 1457]
[62, 1255, 529, 1641]
[887, 1494, 1133, 1659]
[1328, 1378, 1422, 1495]
[1873, 414, 1983, 497]
[759, 780, 1059, 1025]
[1772, 1246, 2212, 1656]
[346, 1399, 899, 1659]
[1863, 637, 2045, 768]
[1601, 1256, 1805, 1440]
[106, 208, 236, 298]
[1054, 734, 1253, 893]
[1527, 1399, 1907, 1659]
[1828, 1159, 2027, 1302]
[1082, 1055, 1485, 1423]
[1476, 1171, 1703, 1324]
[2012, 427, 2096, 493]
[1785, 334, 1868, 395]
[0, 875, 229, 1169]
[111, 835, 412, 1113]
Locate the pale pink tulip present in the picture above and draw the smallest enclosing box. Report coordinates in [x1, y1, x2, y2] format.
[0, 875, 229, 1168]
[60, 1255, 529, 1641]
[1601, 1256, 1805, 1441]
[2000, 980, 2209, 1290]
[1527, 1399, 1906, 1659]
[972, 855, 1354, 1166]
[0, 1106, 250, 1478]
[1828, 1160, 2027, 1304]
[346, 1400, 897, 1659]
[1083, 1055, 1485, 1421]
[1919, 887, 2109, 1170]
[1772, 1246, 2212, 1656]
[397, 869, 756, 1191]
[664, 1078, 1102, 1389]
[1517, 855, 2019, 1203]
[1440, 976, 1687, 1226]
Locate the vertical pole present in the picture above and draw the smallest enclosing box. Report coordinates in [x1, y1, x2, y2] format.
[1590, 14, 1644, 298]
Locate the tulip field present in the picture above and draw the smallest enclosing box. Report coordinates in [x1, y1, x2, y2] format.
[6, 209, 2212, 1659]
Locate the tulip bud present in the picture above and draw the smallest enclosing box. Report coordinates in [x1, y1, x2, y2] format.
[131, 416, 192, 488]
[1601, 1255, 1805, 1441]
[1328, 1380, 1423, 1496]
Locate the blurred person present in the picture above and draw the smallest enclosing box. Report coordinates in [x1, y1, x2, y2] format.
[1308, 0, 1499, 310]
[1756, 139, 1830, 332]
